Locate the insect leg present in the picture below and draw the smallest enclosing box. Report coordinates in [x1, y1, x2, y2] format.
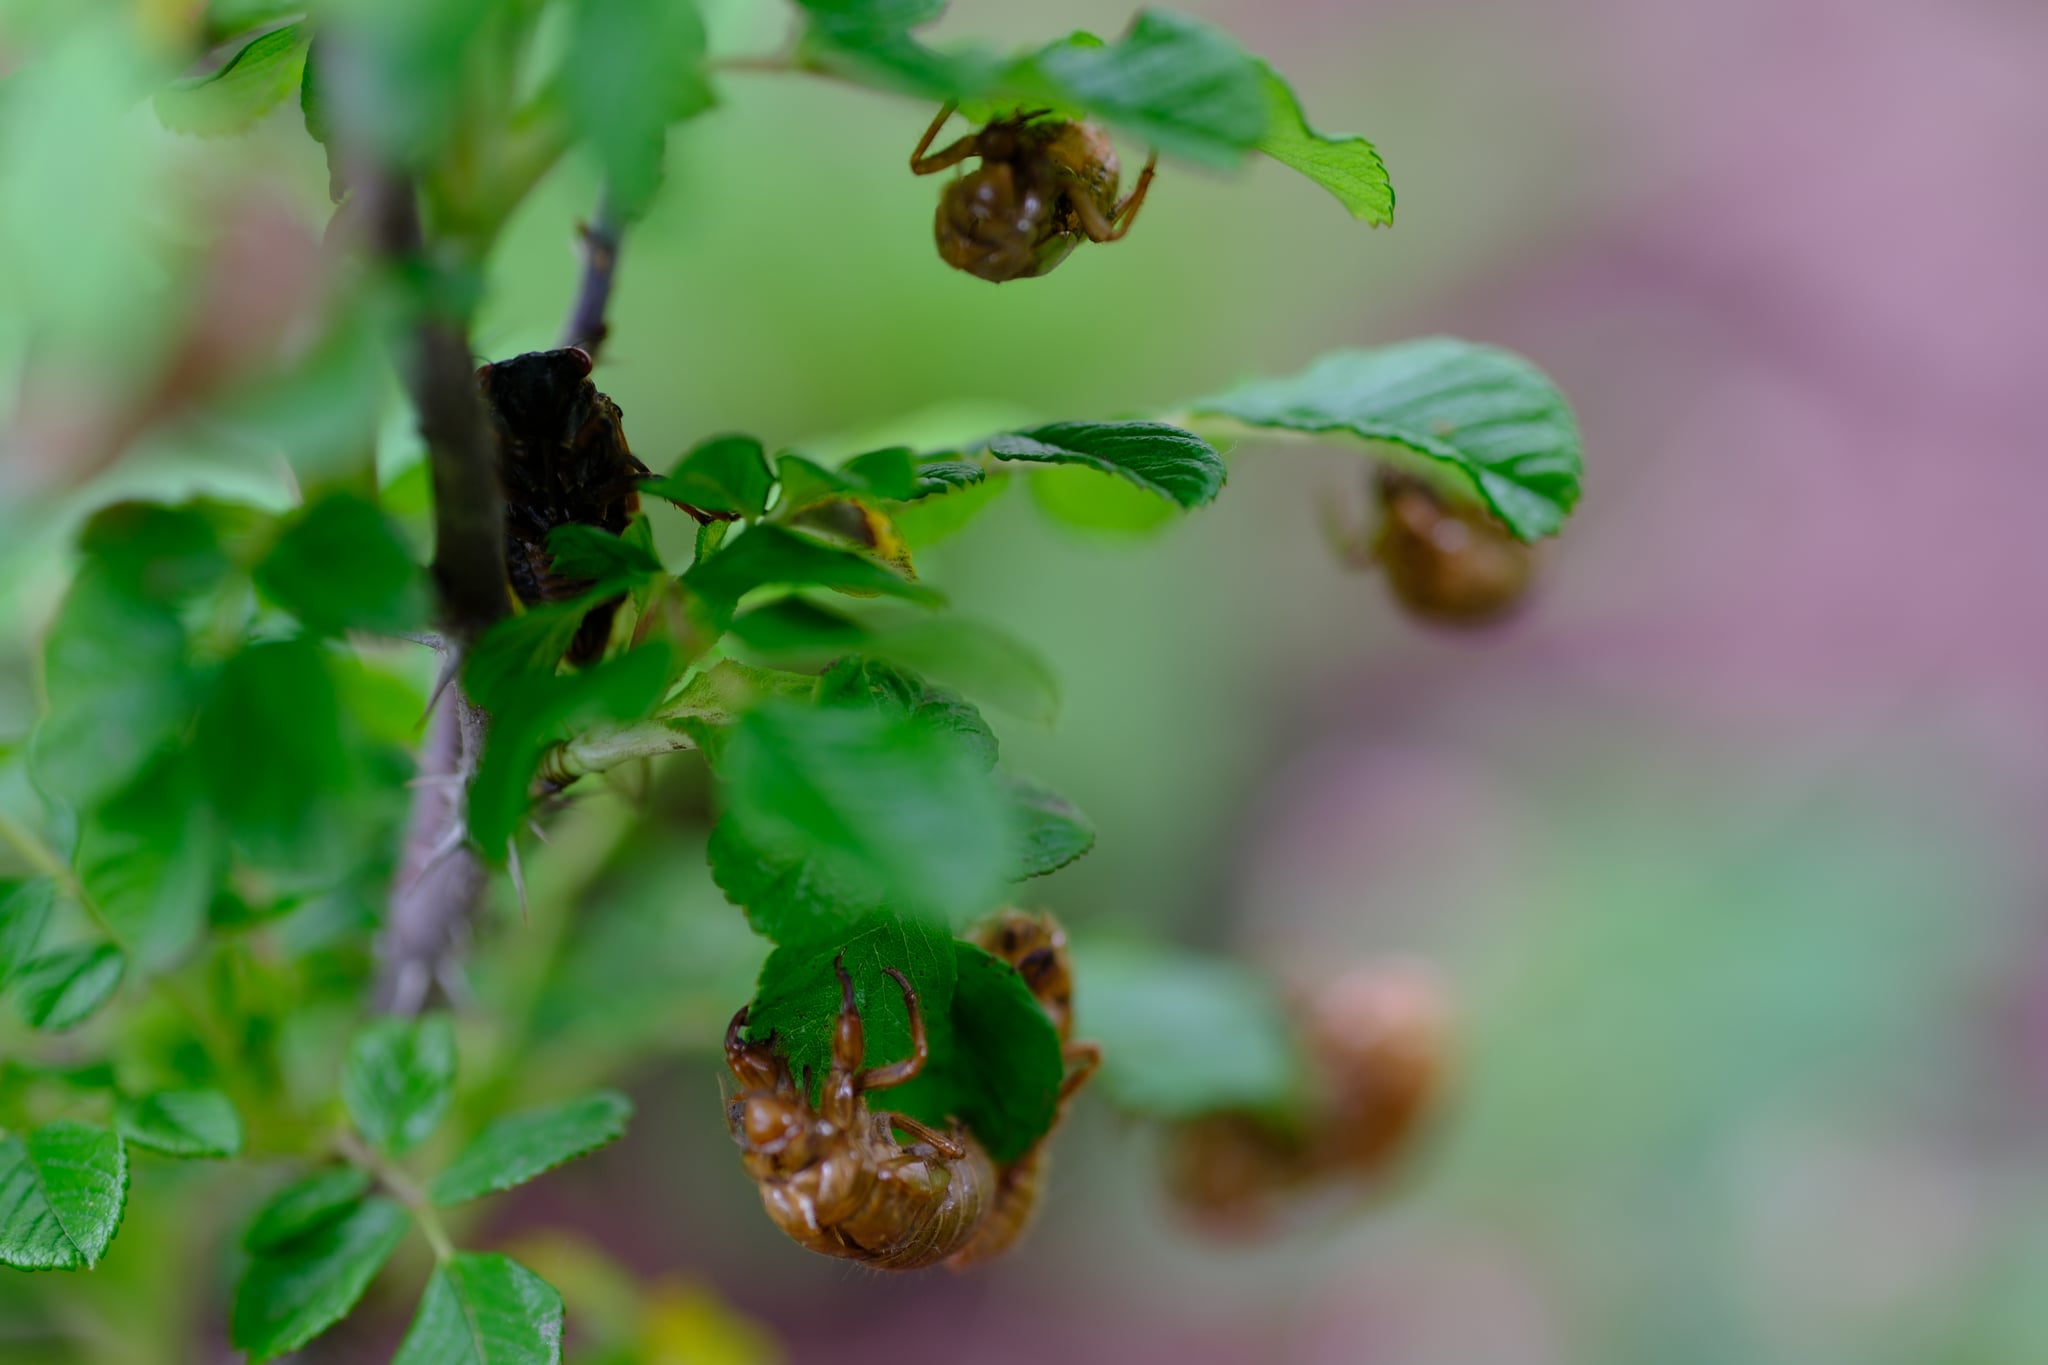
[873, 1110, 966, 1159]
[911, 102, 979, 174]
[1073, 152, 1158, 242]
[1059, 1039, 1103, 1104]
[725, 1006, 782, 1089]
[857, 966, 930, 1092]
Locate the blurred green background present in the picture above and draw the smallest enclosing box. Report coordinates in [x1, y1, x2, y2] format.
[5, 0, 2047, 1361]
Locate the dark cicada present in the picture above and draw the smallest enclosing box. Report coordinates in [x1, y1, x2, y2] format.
[477, 347, 648, 665]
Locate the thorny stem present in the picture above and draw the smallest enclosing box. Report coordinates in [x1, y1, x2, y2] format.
[334, 1128, 457, 1262]
[560, 183, 624, 359]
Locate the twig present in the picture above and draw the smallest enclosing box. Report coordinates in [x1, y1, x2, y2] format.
[334, 1127, 457, 1262]
[561, 183, 624, 359]
[378, 686, 489, 1017]
[535, 717, 700, 791]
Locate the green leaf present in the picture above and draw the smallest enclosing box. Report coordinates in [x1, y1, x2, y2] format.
[684, 525, 942, 628]
[745, 911, 957, 1096]
[468, 645, 675, 855]
[717, 700, 1010, 927]
[391, 1252, 564, 1365]
[1073, 942, 1309, 1120]
[195, 640, 352, 860]
[76, 757, 226, 971]
[989, 421, 1224, 509]
[727, 597, 872, 656]
[75, 501, 235, 603]
[114, 1088, 244, 1158]
[0, 879, 54, 984]
[907, 459, 986, 497]
[463, 599, 600, 714]
[1027, 462, 1179, 536]
[230, 1197, 409, 1363]
[795, 0, 945, 26]
[155, 23, 310, 137]
[242, 1167, 372, 1252]
[1254, 64, 1393, 225]
[813, 656, 999, 771]
[32, 566, 199, 811]
[11, 944, 125, 1032]
[0, 1122, 128, 1270]
[894, 942, 1063, 1163]
[256, 493, 429, 636]
[776, 447, 921, 511]
[708, 817, 886, 943]
[1012, 11, 1267, 166]
[1189, 337, 1585, 541]
[1005, 774, 1095, 877]
[342, 1014, 456, 1155]
[856, 618, 1059, 728]
[642, 434, 775, 519]
[544, 523, 664, 594]
[429, 1092, 633, 1206]
[563, 0, 714, 216]
[889, 469, 1010, 548]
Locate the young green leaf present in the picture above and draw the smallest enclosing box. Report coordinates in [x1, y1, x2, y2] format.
[230, 1197, 409, 1363]
[114, 1088, 245, 1158]
[468, 645, 676, 855]
[429, 1091, 633, 1206]
[890, 941, 1064, 1163]
[391, 1252, 565, 1365]
[708, 816, 890, 943]
[1074, 942, 1310, 1120]
[1006, 774, 1095, 878]
[342, 1014, 456, 1154]
[745, 911, 958, 1094]
[243, 1167, 373, 1252]
[155, 23, 310, 137]
[0, 879, 54, 983]
[684, 525, 943, 628]
[11, 943, 125, 1032]
[642, 434, 775, 519]
[1254, 64, 1394, 225]
[890, 469, 1010, 548]
[1011, 10, 1267, 166]
[775, 447, 921, 511]
[717, 700, 1011, 926]
[0, 1123, 128, 1270]
[256, 493, 428, 636]
[563, 0, 714, 215]
[1188, 337, 1584, 541]
[544, 523, 664, 594]
[989, 421, 1224, 509]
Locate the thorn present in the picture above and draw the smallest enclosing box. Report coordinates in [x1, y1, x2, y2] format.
[402, 820, 469, 897]
[526, 818, 551, 846]
[507, 839, 528, 923]
[421, 652, 463, 722]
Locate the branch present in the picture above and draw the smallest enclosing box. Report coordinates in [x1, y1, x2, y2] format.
[536, 718, 699, 792]
[560, 184, 624, 358]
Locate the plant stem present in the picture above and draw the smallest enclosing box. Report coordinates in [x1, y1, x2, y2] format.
[561, 183, 624, 358]
[334, 1128, 457, 1263]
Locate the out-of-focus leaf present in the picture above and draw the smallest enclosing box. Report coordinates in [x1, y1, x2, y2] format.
[642, 435, 774, 519]
[989, 421, 1224, 509]
[115, 1088, 245, 1158]
[0, 879, 54, 984]
[155, 23, 310, 137]
[75, 501, 235, 603]
[1074, 942, 1309, 1120]
[463, 599, 600, 714]
[256, 493, 429, 637]
[1008, 11, 1267, 166]
[707, 817, 888, 944]
[1254, 64, 1393, 225]
[858, 617, 1058, 727]
[230, 1197, 409, 1363]
[684, 525, 942, 628]
[195, 640, 352, 861]
[77, 757, 226, 971]
[889, 470, 1010, 548]
[1027, 462, 1179, 535]
[342, 1014, 456, 1155]
[33, 567, 198, 811]
[0, 1122, 128, 1269]
[11, 944, 125, 1032]
[243, 1167, 372, 1252]
[775, 448, 920, 511]
[564, 0, 714, 215]
[814, 656, 998, 770]
[1005, 774, 1095, 878]
[391, 1252, 564, 1365]
[429, 1092, 633, 1206]
[545, 523, 664, 595]
[1189, 337, 1584, 541]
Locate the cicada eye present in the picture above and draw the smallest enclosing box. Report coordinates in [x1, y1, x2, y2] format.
[564, 345, 594, 376]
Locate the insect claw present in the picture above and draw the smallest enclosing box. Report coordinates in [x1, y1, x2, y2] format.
[834, 953, 856, 1011]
